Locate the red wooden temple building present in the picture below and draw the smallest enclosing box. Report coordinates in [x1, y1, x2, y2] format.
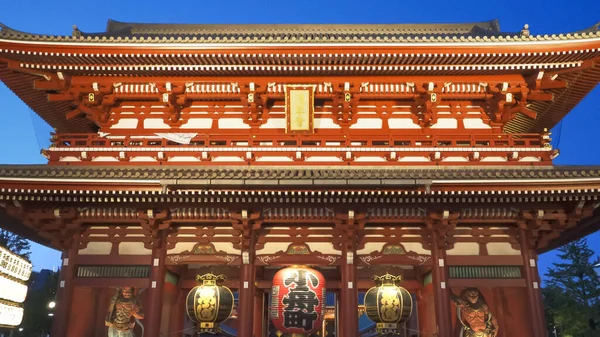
[1, 19, 600, 337]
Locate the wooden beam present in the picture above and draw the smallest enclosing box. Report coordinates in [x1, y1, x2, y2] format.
[446, 255, 523, 266]
[77, 255, 152, 265]
[73, 277, 150, 288]
[448, 278, 526, 288]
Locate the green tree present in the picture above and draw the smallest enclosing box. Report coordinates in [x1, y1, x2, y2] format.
[0, 229, 31, 259]
[544, 238, 600, 336]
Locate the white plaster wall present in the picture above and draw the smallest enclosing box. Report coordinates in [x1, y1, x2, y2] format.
[119, 242, 152, 255]
[487, 243, 521, 256]
[446, 242, 480, 256]
[307, 242, 340, 255]
[167, 242, 240, 255]
[79, 242, 112, 255]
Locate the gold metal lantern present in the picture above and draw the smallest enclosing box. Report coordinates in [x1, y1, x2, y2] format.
[364, 273, 413, 333]
[186, 273, 234, 333]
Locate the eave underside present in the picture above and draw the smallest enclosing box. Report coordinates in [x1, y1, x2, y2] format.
[1, 37, 600, 133]
[0, 165, 599, 252]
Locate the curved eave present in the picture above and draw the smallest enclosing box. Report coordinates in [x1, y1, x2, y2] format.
[0, 62, 96, 133]
[541, 211, 600, 254]
[1, 33, 600, 48]
[1, 35, 599, 133]
[0, 208, 52, 248]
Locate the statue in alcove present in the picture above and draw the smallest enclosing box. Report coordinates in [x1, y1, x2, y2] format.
[450, 288, 498, 337]
[105, 287, 144, 337]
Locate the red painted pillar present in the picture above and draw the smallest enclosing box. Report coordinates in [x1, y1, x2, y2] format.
[170, 288, 186, 336]
[253, 290, 264, 337]
[51, 235, 79, 337]
[431, 232, 452, 337]
[238, 250, 256, 337]
[519, 228, 543, 337]
[532, 251, 548, 337]
[94, 288, 110, 337]
[145, 231, 168, 337]
[341, 247, 358, 337]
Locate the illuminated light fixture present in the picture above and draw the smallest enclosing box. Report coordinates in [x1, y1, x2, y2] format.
[364, 274, 413, 334]
[48, 301, 56, 309]
[0, 276, 29, 303]
[0, 246, 32, 281]
[0, 303, 24, 326]
[48, 313, 54, 317]
[186, 273, 234, 334]
[550, 73, 559, 80]
[19, 328, 23, 332]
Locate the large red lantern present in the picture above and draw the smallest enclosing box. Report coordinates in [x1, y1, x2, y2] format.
[270, 266, 326, 335]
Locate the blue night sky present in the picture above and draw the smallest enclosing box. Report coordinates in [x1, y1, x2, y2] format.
[0, 0, 598, 281]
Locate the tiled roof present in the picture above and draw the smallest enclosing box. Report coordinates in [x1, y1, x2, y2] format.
[1, 165, 600, 181]
[1, 19, 599, 44]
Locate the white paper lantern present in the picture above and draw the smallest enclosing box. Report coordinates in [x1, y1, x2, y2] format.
[0, 246, 32, 281]
[0, 302, 24, 326]
[0, 276, 28, 303]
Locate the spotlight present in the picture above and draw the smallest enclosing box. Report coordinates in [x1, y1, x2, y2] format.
[48, 301, 56, 309]
[19, 328, 23, 332]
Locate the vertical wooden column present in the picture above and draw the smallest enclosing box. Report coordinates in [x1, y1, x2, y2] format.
[430, 231, 452, 337]
[532, 254, 548, 337]
[253, 290, 265, 337]
[519, 227, 543, 337]
[335, 210, 361, 337]
[51, 234, 79, 337]
[238, 250, 256, 337]
[234, 209, 261, 337]
[170, 288, 186, 336]
[145, 230, 168, 337]
[341, 246, 358, 337]
[94, 288, 110, 337]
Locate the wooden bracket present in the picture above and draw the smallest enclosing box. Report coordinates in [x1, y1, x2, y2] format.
[424, 210, 459, 250]
[331, 84, 360, 127]
[333, 210, 366, 251]
[230, 210, 263, 251]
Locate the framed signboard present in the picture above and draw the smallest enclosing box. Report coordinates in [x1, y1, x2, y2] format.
[285, 85, 315, 134]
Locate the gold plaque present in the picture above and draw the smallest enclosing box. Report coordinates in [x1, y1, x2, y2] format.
[285, 86, 315, 133]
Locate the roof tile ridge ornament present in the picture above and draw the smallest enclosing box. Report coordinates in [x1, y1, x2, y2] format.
[520, 24, 530, 38]
[72, 25, 82, 38]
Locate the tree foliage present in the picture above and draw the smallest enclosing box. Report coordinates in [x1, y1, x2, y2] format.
[544, 238, 600, 337]
[0, 229, 31, 259]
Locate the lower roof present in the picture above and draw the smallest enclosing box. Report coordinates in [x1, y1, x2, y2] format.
[1, 164, 599, 252]
[1, 164, 600, 182]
